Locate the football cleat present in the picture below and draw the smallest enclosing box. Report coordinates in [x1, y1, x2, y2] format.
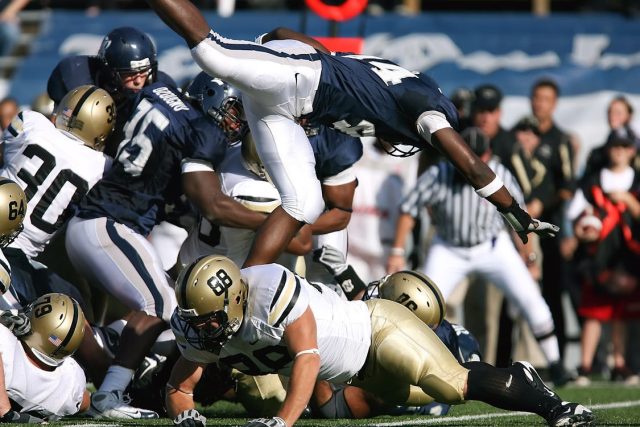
[88, 390, 158, 419]
[547, 401, 594, 426]
[513, 361, 561, 402]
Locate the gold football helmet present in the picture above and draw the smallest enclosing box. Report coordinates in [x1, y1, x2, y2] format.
[240, 134, 272, 184]
[23, 293, 86, 367]
[0, 177, 26, 250]
[378, 270, 445, 329]
[53, 85, 116, 151]
[30, 91, 55, 118]
[176, 255, 247, 350]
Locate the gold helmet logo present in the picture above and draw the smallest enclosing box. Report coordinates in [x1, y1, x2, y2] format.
[54, 85, 116, 151]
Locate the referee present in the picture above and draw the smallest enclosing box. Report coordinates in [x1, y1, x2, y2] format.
[387, 127, 570, 385]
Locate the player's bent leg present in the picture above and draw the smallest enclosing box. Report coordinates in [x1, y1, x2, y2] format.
[359, 299, 467, 405]
[233, 371, 286, 417]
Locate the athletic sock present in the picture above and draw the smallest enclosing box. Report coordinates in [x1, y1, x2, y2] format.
[464, 361, 558, 417]
[98, 365, 135, 393]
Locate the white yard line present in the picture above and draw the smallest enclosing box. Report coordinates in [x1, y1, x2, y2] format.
[369, 399, 640, 426]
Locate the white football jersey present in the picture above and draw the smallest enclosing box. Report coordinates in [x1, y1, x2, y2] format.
[0, 111, 112, 258]
[0, 325, 86, 419]
[172, 263, 371, 382]
[179, 145, 297, 270]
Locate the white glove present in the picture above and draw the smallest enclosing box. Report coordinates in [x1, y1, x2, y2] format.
[173, 409, 206, 427]
[0, 310, 31, 337]
[244, 417, 287, 427]
[313, 244, 348, 276]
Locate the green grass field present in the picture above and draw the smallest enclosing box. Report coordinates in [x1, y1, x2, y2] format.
[29, 383, 640, 426]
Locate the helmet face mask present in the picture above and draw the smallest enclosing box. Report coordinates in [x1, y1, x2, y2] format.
[0, 178, 26, 249]
[176, 256, 247, 350]
[22, 293, 86, 367]
[98, 26, 157, 95]
[53, 85, 116, 151]
[184, 72, 248, 141]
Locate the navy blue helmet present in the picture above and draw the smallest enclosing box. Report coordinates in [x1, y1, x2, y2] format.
[98, 27, 157, 94]
[183, 72, 247, 141]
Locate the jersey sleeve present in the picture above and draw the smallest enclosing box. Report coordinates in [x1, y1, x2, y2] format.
[47, 56, 97, 104]
[181, 117, 228, 174]
[58, 360, 87, 416]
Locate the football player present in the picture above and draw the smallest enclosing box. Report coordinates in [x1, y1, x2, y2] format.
[0, 86, 115, 383]
[64, 79, 269, 420]
[179, 73, 360, 293]
[47, 26, 176, 157]
[0, 293, 89, 423]
[167, 255, 593, 427]
[145, 0, 559, 273]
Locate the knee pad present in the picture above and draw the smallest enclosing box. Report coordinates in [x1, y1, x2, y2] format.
[315, 384, 353, 419]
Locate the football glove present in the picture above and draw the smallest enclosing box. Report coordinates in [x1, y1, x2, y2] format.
[244, 417, 287, 427]
[313, 244, 348, 276]
[498, 199, 559, 244]
[173, 409, 206, 427]
[0, 310, 31, 337]
[0, 410, 45, 424]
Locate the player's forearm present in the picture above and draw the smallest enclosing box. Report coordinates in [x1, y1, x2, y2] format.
[277, 354, 320, 426]
[310, 209, 350, 235]
[146, 0, 210, 48]
[202, 197, 267, 230]
[391, 213, 415, 250]
[165, 385, 196, 419]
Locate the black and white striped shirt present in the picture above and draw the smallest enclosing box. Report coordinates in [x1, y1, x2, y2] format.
[400, 157, 524, 247]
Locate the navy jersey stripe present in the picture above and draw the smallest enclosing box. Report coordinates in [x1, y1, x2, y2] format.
[207, 32, 321, 62]
[274, 275, 301, 328]
[105, 219, 164, 316]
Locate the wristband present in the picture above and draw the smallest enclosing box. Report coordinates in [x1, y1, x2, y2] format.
[475, 176, 504, 198]
[390, 247, 405, 256]
[335, 265, 367, 300]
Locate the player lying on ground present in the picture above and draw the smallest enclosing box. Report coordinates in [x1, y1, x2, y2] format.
[166, 255, 593, 427]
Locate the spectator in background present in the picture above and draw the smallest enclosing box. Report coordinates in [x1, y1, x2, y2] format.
[347, 138, 418, 284]
[567, 129, 640, 385]
[450, 87, 474, 131]
[471, 84, 513, 164]
[530, 77, 577, 360]
[0, 96, 17, 130]
[583, 96, 640, 179]
[0, 0, 29, 56]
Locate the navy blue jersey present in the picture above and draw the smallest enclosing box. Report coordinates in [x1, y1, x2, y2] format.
[306, 53, 458, 146]
[309, 125, 362, 180]
[434, 319, 482, 364]
[77, 83, 227, 235]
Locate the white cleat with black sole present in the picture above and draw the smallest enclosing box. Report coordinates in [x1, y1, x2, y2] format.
[88, 390, 159, 419]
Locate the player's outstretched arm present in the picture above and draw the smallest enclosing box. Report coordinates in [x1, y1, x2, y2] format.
[146, 0, 210, 48]
[431, 128, 559, 243]
[279, 307, 321, 426]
